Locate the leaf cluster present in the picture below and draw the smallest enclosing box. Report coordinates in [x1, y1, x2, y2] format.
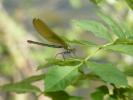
[0, 12, 133, 100]
[90, 0, 133, 10]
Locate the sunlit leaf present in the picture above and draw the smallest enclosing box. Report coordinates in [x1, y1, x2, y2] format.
[45, 66, 79, 92]
[90, 0, 105, 4]
[98, 13, 126, 38]
[125, 0, 133, 10]
[103, 38, 133, 56]
[37, 58, 81, 70]
[0, 83, 40, 93]
[104, 44, 133, 56]
[114, 38, 133, 45]
[73, 20, 112, 41]
[87, 61, 128, 86]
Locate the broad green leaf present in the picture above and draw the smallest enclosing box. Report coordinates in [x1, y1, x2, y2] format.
[104, 38, 133, 56]
[37, 58, 81, 70]
[0, 83, 40, 93]
[73, 20, 112, 41]
[45, 66, 79, 92]
[98, 13, 126, 38]
[125, 0, 133, 10]
[87, 61, 128, 86]
[104, 44, 133, 56]
[45, 91, 83, 100]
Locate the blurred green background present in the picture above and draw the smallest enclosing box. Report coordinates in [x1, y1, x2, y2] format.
[0, 0, 133, 100]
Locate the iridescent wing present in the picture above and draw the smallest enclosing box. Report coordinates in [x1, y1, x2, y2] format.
[33, 18, 68, 49]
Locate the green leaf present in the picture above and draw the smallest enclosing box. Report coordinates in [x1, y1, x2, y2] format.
[45, 66, 79, 92]
[91, 85, 109, 100]
[45, 91, 69, 100]
[125, 0, 133, 10]
[108, 96, 117, 100]
[90, 0, 105, 4]
[121, 23, 133, 38]
[104, 44, 133, 56]
[124, 66, 133, 76]
[68, 39, 97, 47]
[98, 13, 126, 38]
[73, 20, 112, 41]
[87, 61, 128, 86]
[22, 74, 45, 83]
[45, 91, 83, 100]
[114, 38, 133, 45]
[113, 87, 128, 98]
[37, 58, 81, 70]
[97, 85, 109, 94]
[104, 38, 133, 56]
[0, 74, 45, 93]
[69, 96, 83, 100]
[64, 37, 97, 47]
[91, 91, 105, 100]
[69, 0, 82, 9]
[0, 82, 40, 93]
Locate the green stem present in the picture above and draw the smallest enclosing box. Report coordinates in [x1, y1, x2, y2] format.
[84, 43, 114, 62]
[77, 42, 115, 68]
[85, 46, 102, 61]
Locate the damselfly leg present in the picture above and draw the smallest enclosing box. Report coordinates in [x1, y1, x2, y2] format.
[55, 48, 76, 59]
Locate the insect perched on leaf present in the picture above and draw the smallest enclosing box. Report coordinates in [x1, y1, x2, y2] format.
[27, 18, 75, 58]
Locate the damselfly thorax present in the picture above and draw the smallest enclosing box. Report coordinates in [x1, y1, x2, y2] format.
[27, 18, 75, 58]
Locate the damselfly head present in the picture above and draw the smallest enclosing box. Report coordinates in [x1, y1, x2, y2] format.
[28, 18, 76, 58]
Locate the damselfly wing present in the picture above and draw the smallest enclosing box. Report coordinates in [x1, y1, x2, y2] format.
[27, 18, 75, 57]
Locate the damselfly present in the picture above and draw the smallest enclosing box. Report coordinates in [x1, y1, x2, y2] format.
[27, 18, 75, 58]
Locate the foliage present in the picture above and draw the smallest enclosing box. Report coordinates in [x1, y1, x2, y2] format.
[125, 0, 133, 10]
[90, 0, 105, 5]
[1, 1, 133, 100]
[91, 0, 133, 10]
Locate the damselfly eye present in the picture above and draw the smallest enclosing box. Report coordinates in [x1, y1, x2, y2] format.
[27, 18, 75, 58]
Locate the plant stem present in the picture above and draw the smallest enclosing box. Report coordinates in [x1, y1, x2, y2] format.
[85, 42, 115, 60]
[76, 42, 115, 68]
[84, 46, 102, 61]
